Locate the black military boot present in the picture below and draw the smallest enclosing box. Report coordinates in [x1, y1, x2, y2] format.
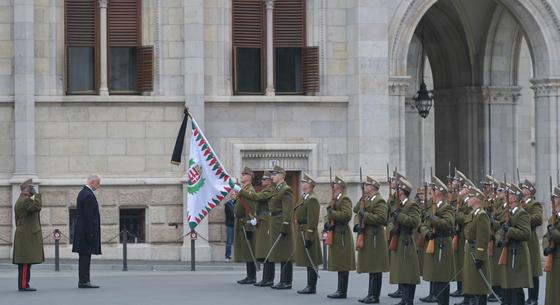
[390, 285, 404, 298]
[450, 282, 464, 297]
[255, 262, 272, 287]
[487, 286, 501, 302]
[298, 267, 317, 294]
[359, 273, 376, 303]
[420, 282, 438, 303]
[271, 262, 292, 289]
[477, 295, 488, 305]
[373, 273, 383, 302]
[526, 277, 539, 305]
[237, 262, 257, 284]
[436, 282, 450, 305]
[327, 271, 348, 299]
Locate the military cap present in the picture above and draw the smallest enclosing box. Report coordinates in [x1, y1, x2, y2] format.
[397, 177, 413, 193]
[241, 166, 254, 177]
[468, 187, 485, 202]
[20, 179, 33, 191]
[462, 178, 476, 190]
[497, 181, 507, 192]
[520, 179, 536, 194]
[416, 186, 426, 194]
[552, 186, 560, 198]
[271, 165, 286, 176]
[301, 173, 316, 186]
[507, 183, 523, 197]
[431, 176, 448, 193]
[365, 176, 380, 189]
[482, 175, 499, 187]
[454, 170, 467, 182]
[262, 171, 272, 179]
[334, 176, 346, 188]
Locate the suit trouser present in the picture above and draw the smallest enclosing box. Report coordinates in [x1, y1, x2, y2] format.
[17, 264, 31, 289]
[79, 253, 92, 284]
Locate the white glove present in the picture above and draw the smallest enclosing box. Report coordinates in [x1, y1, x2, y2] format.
[233, 184, 241, 192]
[250, 218, 258, 226]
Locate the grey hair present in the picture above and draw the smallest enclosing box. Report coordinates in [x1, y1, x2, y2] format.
[87, 174, 101, 184]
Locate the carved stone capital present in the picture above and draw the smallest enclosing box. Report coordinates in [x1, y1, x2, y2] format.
[482, 86, 522, 105]
[530, 78, 560, 98]
[99, 0, 108, 9]
[389, 76, 410, 96]
[264, 0, 274, 9]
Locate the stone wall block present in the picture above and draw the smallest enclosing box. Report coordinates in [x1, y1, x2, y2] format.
[98, 188, 118, 207]
[100, 207, 118, 225]
[41, 188, 67, 207]
[165, 205, 182, 224]
[150, 186, 183, 206]
[150, 206, 167, 224]
[0, 187, 11, 206]
[126, 107, 165, 122]
[150, 225, 181, 242]
[49, 207, 67, 226]
[118, 188, 151, 206]
[0, 226, 11, 244]
[101, 224, 120, 244]
[0, 207, 11, 225]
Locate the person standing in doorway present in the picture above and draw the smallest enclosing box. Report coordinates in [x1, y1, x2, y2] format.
[224, 198, 235, 262]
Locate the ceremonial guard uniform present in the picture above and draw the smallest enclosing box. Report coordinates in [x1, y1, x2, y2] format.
[239, 171, 276, 287]
[353, 176, 388, 304]
[420, 177, 455, 305]
[12, 179, 43, 292]
[520, 179, 543, 305]
[417, 186, 435, 303]
[233, 167, 258, 284]
[388, 172, 404, 299]
[325, 176, 356, 299]
[488, 181, 507, 302]
[294, 173, 322, 294]
[389, 177, 421, 305]
[543, 186, 560, 305]
[463, 188, 491, 305]
[267, 166, 295, 290]
[497, 184, 533, 305]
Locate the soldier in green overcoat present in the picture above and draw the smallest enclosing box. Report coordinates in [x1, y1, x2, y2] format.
[387, 172, 404, 299]
[239, 170, 276, 287]
[520, 179, 543, 305]
[462, 187, 491, 305]
[497, 184, 533, 305]
[268, 165, 295, 290]
[417, 185, 436, 303]
[420, 176, 456, 305]
[389, 176, 421, 305]
[233, 167, 258, 284]
[12, 179, 44, 292]
[543, 185, 560, 305]
[487, 181, 507, 302]
[294, 173, 322, 294]
[353, 176, 388, 304]
[325, 175, 355, 299]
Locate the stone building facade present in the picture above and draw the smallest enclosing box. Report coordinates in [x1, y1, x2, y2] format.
[1, 0, 560, 261]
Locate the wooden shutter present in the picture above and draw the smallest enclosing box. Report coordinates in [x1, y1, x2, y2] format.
[303, 47, 319, 93]
[273, 0, 305, 47]
[232, 0, 264, 48]
[137, 46, 153, 92]
[65, 0, 97, 46]
[108, 0, 140, 47]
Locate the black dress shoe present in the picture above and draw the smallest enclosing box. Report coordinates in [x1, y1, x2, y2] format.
[327, 291, 347, 299]
[271, 282, 292, 290]
[392, 300, 406, 305]
[359, 295, 380, 304]
[254, 280, 273, 287]
[420, 294, 438, 303]
[488, 294, 500, 303]
[78, 283, 99, 289]
[453, 300, 468, 305]
[18, 287, 36, 292]
[450, 289, 464, 297]
[389, 288, 403, 298]
[297, 286, 316, 294]
[525, 300, 538, 305]
[237, 277, 256, 285]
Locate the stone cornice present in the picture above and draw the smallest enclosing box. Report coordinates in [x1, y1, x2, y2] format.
[482, 86, 522, 105]
[530, 78, 560, 97]
[0, 177, 184, 186]
[389, 76, 411, 96]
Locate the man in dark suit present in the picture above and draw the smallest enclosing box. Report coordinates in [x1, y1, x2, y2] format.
[72, 175, 101, 289]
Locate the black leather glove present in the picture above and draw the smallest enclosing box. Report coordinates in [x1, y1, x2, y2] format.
[475, 259, 483, 270]
[422, 210, 429, 220]
[323, 223, 332, 232]
[359, 209, 366, 218]
[353, 224, 360, 233]
[544, 247, 553, 256]
[245, 231, 253, 240]
[280, 223, 290, 236]
[304, 240, 313, 249]
[426, 231, 434, 240]
[391, 211, 400, 221]
[390, 227, 399, 237]
[496, 240, 505, 248]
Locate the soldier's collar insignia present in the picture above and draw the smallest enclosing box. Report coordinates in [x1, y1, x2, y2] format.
[336, 193, 342, 201]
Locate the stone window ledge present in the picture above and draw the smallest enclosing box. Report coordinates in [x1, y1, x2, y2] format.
[205, 95, 349, 103]
[35, 96, 185, 104]
[0, 177, 185, 186]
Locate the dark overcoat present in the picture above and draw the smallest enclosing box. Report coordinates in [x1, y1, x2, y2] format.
[72, 186, 102, 255]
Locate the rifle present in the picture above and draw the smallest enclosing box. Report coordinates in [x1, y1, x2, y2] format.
[452, 167, 459, 252]
[426, 167, 436, 255]
[417, 168, 427, 248]
[447, 162, 453, 202]
[498, 173, 510, 266]
[356, 167, 365, 250]
[544, 176, 556, 272]
[386, 164, 392, 242]
[488, 171, 497, 257]
[325, 167, 335, 246]
[389, 178, 400, 251]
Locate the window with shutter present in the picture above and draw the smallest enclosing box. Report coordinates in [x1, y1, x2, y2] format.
[137, 46, 154, 92]
[65, 0, 98, 94]
[303, 46, 319, 93]
[232, 0, 265, 94]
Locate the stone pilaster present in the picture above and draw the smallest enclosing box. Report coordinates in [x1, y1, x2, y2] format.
[482, 86, 521, 179]
[389, 76, 409, 176]
[98, 0, 109, 95]
[530, 78, 560, 206]
[264, 0, 275, 96]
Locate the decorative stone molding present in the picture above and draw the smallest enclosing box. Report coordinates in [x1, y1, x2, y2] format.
[389, 76, 410, 96]
[242, 151, 310, 159]
[264, 0, 274, 9]
[482, 86, 522, 105]
[538, 0, 560, 34]
[99, 0, 108, 9]
[530, 78, 560, 97]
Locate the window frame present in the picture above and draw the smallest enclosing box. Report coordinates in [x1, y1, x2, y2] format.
[119, 207, 147, 244]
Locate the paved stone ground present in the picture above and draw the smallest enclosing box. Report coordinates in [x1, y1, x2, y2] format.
[0, 261, 546, 305]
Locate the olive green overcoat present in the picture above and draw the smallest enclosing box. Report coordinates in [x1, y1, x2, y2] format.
[454, 196, 472, 282]
[499, 207, 533, 289]
[353, 192, 388, 274]
[463, 208, 491, 295]
[239, 185, 275, 259]
[543, 214, 560, 305]
[389, 197, 421, 285]
[524, 198, 543, 277]
[13, 194, 44, 265]
[294, 192, 322, 267]
[417, 200, 430, 275]
[267, 181, 294, 262]
[326, 192, 356, 272]
[233, 185, 257, 263]
[421, 201, 456, 282]
[490, 199, 507, 286]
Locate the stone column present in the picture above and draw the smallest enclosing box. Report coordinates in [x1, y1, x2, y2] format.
[12, 0, 36, 259]
[388, 76, 409, 175]
[182, 0, 210, 261]
[531, 79, 560, 207]
[98, 0, 109, 96]
[264, 0, 275, 96]
[482, 86, 521, 179]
